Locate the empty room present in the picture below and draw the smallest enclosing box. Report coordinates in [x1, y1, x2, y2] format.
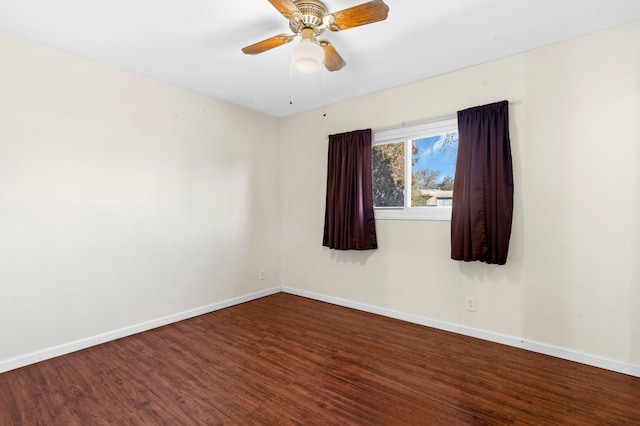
[1, 0, 639, 424]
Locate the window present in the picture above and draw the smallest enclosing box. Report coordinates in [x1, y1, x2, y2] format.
[372, 118, 458, 220]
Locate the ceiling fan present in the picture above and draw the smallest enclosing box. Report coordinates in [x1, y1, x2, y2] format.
[241, 0, 389, 72]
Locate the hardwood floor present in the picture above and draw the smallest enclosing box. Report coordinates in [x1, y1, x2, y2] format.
[1, 293, 639, 425]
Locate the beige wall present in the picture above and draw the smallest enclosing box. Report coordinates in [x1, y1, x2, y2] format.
[0, 34, 281, 361]
[280, 21, 640, 366]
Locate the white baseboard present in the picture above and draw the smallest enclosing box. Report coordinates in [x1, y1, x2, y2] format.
[0, 287, 281, 374]
[4, 286, 638, 379]
[282, 286, 640, 378]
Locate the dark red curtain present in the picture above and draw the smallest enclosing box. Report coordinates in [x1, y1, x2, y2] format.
[323, 129, 378, 250]
[451, 101, 514, 265]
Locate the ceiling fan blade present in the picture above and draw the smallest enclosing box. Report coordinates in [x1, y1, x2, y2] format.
[319, 39, 346, 72]
[267, 0, 301, 19]
[328, 0, 389, 31]
[241, 33, 295, 55]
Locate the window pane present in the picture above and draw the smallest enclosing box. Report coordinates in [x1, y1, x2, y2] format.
[372, 142, 404, 207]
[411, 133, 458, 207]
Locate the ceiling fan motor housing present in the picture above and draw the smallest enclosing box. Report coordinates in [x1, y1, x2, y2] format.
[289, 0, 328, 34]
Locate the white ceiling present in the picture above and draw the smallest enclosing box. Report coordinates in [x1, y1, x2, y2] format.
[1, 0, 639, 118]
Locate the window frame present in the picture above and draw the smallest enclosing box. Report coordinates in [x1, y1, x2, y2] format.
[372, 117, 459, 221]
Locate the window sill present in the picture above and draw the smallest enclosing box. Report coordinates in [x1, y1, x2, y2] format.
[374, 207, 452, 221]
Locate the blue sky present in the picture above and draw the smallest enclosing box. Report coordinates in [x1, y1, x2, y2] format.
[412, 133, 459, 182]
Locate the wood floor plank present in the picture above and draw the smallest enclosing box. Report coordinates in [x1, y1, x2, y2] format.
[1, 293, 639, 425]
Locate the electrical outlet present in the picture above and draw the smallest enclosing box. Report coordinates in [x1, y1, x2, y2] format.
[258, 269, 265, 280]
[465, 296, 476, 312]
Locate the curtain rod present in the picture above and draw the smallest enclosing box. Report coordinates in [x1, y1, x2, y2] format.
[373, 99, 521, 133]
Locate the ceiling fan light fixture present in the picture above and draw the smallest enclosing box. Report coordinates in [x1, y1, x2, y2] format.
[292, 39, 324, 72]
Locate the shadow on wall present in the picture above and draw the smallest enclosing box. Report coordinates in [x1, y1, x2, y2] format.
[325, 247, 377, 265]
[457, 257, 523, 285]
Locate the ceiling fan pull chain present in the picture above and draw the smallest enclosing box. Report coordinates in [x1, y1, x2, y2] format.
[322, 63, 327, 117]
[289, 60, 294, 105]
